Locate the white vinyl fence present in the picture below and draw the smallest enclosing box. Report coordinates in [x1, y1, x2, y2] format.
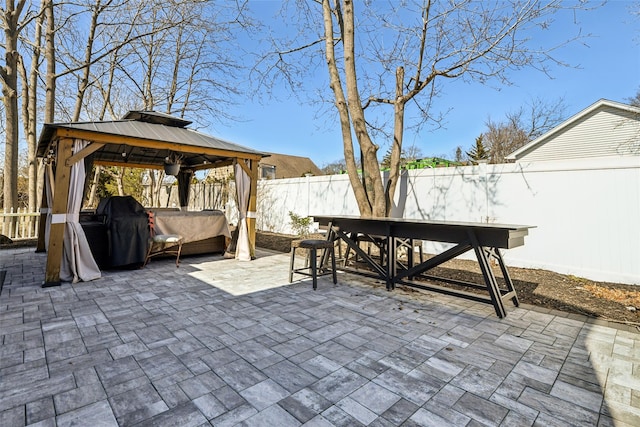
[256, 157, 640, 285]
[3, 157, 638, 284]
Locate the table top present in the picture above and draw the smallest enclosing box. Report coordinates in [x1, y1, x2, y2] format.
[313, 215, 532, 230]
[312, 215, 535, 249]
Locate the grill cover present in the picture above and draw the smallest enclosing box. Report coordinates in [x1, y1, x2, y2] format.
[97, 196, 149, 267]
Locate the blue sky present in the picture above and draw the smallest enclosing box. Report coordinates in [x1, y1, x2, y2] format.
[215, 1, 640, 168]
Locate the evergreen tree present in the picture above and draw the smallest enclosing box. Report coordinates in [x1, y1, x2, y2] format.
[381, 146, 393, 169]
[466, 135, 489, 163]
[454, 146, 464, 163]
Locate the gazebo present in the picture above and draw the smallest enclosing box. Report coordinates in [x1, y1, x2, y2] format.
[36, 111, 267, 286]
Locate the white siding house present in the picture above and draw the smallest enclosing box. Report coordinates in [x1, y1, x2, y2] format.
[506, 99, 640, 162]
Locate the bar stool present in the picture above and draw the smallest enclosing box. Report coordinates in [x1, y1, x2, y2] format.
[289, 239, 337, 290]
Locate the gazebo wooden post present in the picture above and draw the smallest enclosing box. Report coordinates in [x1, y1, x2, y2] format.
[248, 159, 259, 259]
[43, 137, 73, 286]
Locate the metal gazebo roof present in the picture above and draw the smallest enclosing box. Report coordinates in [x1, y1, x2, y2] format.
[37, 111, 268, 170]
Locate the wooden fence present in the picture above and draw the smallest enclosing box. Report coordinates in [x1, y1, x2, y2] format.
[1, 208, 40, 241]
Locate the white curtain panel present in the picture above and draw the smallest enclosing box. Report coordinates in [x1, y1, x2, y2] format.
[234, 162, 251, 261]
[43, 163, 54, 249]
[60, 140, 101, 283]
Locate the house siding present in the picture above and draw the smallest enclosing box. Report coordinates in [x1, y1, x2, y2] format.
[514, 105, 640, 162]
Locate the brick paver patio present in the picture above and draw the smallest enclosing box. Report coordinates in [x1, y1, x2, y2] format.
[1, 246, 638, 426]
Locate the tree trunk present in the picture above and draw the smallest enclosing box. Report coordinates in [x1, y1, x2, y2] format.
[1, 0, 26, 212]
[342, 0, 387, 217]
[35, 0, 56, 244]
[87, 165, 101, 207]
[18, 56, 32, 208]
[385, 67, 406, 215]
[20, 1, 44, 213]
[116, 168, 125, 196]
[44, 0, 55, 123]
[321, 0, 372, 216]
[322, 0, 393, 217]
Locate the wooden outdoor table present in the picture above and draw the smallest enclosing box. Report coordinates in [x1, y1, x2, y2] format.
[313, 215, 534, 318]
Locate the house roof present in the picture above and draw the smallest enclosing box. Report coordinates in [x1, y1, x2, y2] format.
[506, 99, 640, 161]
[37, 111, 268, 170]
[260, 152, 323, 178]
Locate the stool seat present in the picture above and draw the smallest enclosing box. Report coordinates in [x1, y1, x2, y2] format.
[297, 239, 334, 249]
[290, 239, 337, 289]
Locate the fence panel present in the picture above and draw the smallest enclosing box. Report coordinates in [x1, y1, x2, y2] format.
[3, 157, 638, 284]
[255, 158, 640, 285]
[1, 208, 40, 241]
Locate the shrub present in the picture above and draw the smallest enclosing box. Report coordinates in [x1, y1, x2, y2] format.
[288, 211, 312, 237]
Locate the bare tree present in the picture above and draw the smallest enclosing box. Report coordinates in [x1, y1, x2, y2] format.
[77, 1, 252, 204]
[51, 0, 177, 121]
[381, 143, 423, 169]
[483, 118, 528, 164]
[627, 88, 640, 108]
[1, 0, 27, 211]
[256, 1, 591, 216]
[118, 1, 249, 123]
[483, 97, 567, 163]
[17, 1, 47, 212]
[3, 0, 254, 216]
[321, 159, 347, 175]
[103, 1, 250, 203]
[403, 144, 424, 164]
[43, 0, 54, 123]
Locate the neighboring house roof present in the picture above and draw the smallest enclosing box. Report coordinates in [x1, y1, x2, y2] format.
[506, 99, 640, 162]
[260, 152, 323, 179]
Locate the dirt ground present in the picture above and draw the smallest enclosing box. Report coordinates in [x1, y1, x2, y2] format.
[257, 231, 640, 326]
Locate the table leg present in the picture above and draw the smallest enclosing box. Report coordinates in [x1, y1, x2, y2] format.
[489, 247, 520, 307]
[332, 229, 390, 283]
[394, 242, 472, 280]
[387, 234, 396, 291]
[468, 230, 507, 318]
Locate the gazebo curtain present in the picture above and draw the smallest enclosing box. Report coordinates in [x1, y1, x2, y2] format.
[234, 162, 251, 261]
[59, 140, 101, 283]
[43, 163, 54, 249]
